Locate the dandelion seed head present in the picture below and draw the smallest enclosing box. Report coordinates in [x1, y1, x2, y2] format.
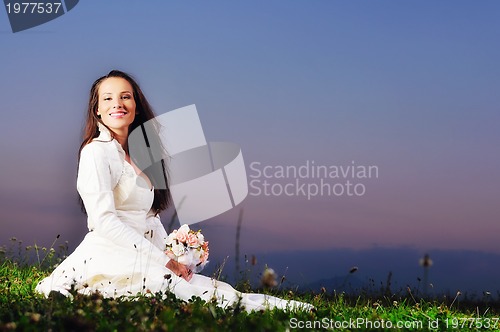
[261, 268, 278, 288]
[419, 253, 433, 268]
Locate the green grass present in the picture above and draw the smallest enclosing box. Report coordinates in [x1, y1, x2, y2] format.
[1, 241, 499, 331]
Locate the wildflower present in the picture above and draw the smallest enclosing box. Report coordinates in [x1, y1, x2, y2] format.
[420, 253, 433, 297]
[251, 255, 257, 266]
[261, 268, 278, 288]
[30, 313, 41, 323]
[5, 322, 16, 330]
[419, 254, 433, 267]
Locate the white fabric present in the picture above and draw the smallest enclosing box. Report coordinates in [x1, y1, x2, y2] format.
[35, 124, 312, 312]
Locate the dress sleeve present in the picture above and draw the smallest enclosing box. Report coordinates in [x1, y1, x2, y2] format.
[145, 210, 170, 251]
[77, 143, 170, 265]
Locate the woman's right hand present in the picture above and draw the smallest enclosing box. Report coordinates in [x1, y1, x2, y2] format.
[166, 259, 193, 282]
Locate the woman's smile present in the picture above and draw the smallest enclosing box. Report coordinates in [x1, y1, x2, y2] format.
[109, 110, 129, 118]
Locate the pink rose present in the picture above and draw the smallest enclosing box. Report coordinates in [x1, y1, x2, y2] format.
[176, 225, 190, 243]
[187, 233, 198, 246]
[176, 232, 187, 243]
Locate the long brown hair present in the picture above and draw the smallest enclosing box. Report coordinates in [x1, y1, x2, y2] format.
[79, 70, 171, 215]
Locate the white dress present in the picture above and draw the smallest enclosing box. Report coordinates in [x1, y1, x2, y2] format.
[35, 125, 312, 312]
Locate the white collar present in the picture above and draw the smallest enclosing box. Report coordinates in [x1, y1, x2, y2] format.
[97, 122, 113, 141]
[96, 122, 126, 156]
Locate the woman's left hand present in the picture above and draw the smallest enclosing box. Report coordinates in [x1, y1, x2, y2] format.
[166, 259, 193, 282]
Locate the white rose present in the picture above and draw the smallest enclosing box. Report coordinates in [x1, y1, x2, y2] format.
[178, 249, 193, 266]
[193, 248, 203, 261]
[196, 232, 204, 244]
[178, 224, 190, 234]
[165, 233, 176, 246]
[172, 243, 186, 257]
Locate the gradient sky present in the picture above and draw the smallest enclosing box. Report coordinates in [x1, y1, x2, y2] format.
[1, 1, 499, 284]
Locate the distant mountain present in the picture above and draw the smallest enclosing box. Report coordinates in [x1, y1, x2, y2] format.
[303, 274, 365, 294]
[204, 246, 500, 298]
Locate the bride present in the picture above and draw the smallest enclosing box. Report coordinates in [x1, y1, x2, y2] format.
[35, 70, 312, 312]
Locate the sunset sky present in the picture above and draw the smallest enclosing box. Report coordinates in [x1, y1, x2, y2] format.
[1, 1, 499, 290]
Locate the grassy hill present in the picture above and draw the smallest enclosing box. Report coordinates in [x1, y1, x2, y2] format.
[1, 240, 499, 331]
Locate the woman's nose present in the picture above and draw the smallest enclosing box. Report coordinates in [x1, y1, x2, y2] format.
[113, 100, 123, 109]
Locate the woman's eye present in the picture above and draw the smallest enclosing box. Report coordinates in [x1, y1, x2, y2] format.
[104, 97, 111, 101]
[122, 95, 131, 99]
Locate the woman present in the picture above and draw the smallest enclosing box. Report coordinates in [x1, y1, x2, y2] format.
[36, 70, 312, 312]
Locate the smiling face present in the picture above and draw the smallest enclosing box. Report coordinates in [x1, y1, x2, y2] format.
[97, 77, 136, 136]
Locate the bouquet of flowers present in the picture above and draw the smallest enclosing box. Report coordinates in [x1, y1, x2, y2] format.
[165, 224, 209, 273]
